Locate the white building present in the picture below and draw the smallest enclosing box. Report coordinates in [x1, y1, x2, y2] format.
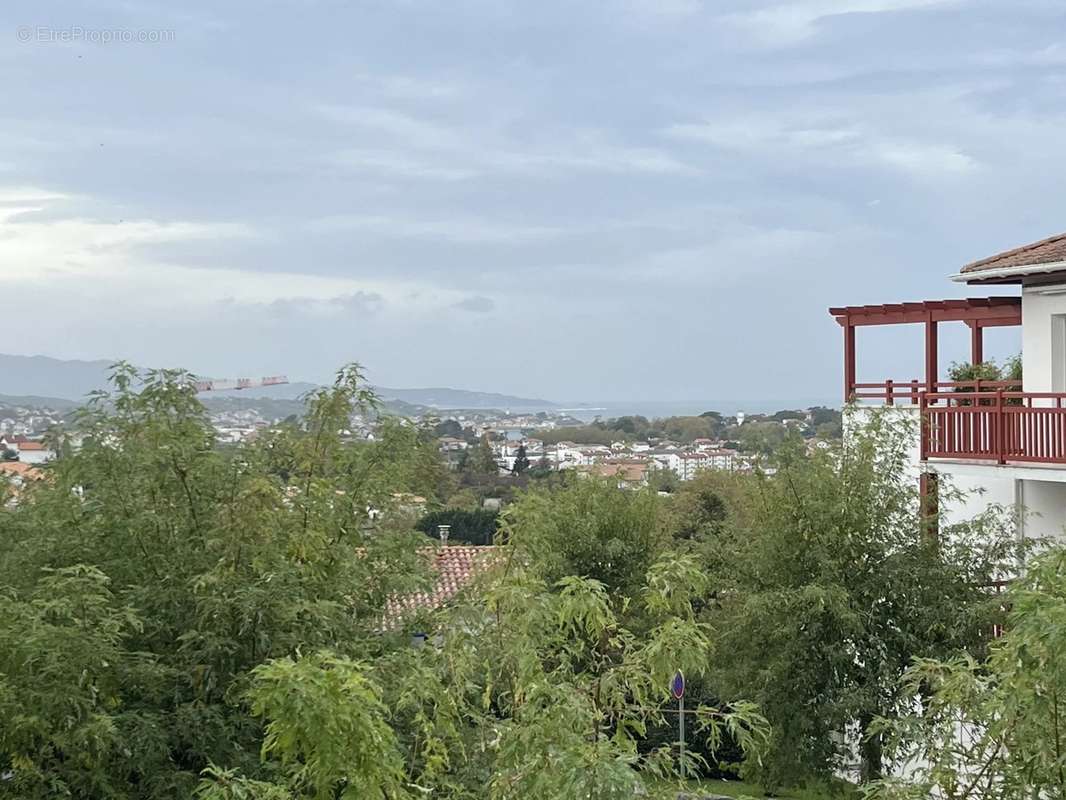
[831, 231, 1066, 542]
[1, 437, 54, 464]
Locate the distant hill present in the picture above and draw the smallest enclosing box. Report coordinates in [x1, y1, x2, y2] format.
[0, 355, 114, 401]
[0, 394, 80, 413]
[0, 354, 556, 412]
[373, 386, 555, 410]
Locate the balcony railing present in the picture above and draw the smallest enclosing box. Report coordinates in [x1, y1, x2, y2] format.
[852, 380, 1066, 465]
[922, 390, 1066, 465]
[850, 379, 1020, 405]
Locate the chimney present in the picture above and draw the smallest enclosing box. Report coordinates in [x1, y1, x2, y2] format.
[438, 524, 450, 546]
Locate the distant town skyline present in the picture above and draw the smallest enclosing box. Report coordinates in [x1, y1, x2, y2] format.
[2, 0, 1063, 399]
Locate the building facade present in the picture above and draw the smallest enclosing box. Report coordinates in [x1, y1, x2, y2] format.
[831, 232, 1066, 542]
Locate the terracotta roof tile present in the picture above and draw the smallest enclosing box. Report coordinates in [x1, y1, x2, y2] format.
[961, 232, 1066, 274]
[383, 545, 503, 626]
[0, 462, 43, 479]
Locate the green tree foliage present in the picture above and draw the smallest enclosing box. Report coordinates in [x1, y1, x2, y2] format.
[867, 546, 1066, 800]
[646, 464, 681, 494]
[0, 363, 438, 798]
[416, 508, 500, 546]
[462, 435, 499, 476]
[537, 413, 729, 446]
[432, 418, 464, 439]
[0, 369, 769, 799]
[732, 420, 795, 455]
[947, 354, 1023, 385]
[510, 444, 530, 475]
[704, 411, 1022, 787]
[666, 470, 736, 548]
[538, 424, 617, 446]
[503, 479, 663, 597]
[211, 554, 769, 799]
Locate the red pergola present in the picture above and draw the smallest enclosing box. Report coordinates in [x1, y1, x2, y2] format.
[828, 297, 1021, 404]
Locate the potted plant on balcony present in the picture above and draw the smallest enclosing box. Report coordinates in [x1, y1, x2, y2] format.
[947, 356, 1022, 406]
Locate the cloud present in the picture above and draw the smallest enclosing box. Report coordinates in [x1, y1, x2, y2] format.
[306, 213, 568, 244]
[727, 0, 959, 45]
[315, 104, 463, 150]
[266, 291, 386, 318]
[453, 295, 495, 313]
[327, 149, 479, 180]
[0, 186, 470, 314]
[663, 115, 978, 176]
[317, 103, 694, 180]
[871, 142, 976, 175]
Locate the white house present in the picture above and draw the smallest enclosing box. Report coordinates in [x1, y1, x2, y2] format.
[831, 231, 1066, 542]
[1, 437, 54, 465]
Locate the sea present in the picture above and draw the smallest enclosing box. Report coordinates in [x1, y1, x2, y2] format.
[554, 397, 838, 423]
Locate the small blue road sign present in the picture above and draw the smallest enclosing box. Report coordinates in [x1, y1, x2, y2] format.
[671, 670, 685, 700]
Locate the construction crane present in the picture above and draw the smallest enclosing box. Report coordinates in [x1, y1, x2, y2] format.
[193, 375, 289, 393]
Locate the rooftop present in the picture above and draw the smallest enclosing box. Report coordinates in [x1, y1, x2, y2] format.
[958, 231, 1066, 283]
[0, 462, 43, 479]
[384, 545, 502, 625]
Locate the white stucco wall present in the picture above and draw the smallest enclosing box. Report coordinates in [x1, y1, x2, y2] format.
[845, 406, 1016, 529]
[17, 449, 52, 465]
[1017, 479, 1066, 543]
[1022, 283, 1066, 393]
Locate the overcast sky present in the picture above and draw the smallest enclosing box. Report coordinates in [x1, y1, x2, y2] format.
[2, 0, 1065, 404]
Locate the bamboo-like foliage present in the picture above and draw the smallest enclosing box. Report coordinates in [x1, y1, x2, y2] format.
[867, 547, 1066, 800]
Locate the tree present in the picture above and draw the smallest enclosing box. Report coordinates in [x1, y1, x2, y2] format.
[705, 411, 1022, 787]
[646, 464, 681, 494]
[511, 444, 530, 475]
[868, 547, 1066, 800]
[464, 435, 499, 476]
[528, 454, 553, 479]
[0, 363, 439, 798]
[502, 479, 663, 599]
[433, 418, 464, 438]
[416, 508, 500, 545]
[734, 420, 793, 455]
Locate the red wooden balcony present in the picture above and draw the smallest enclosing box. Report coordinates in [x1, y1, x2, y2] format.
[825, 296, 1066, 466]
[922, 388, 1066, 465]
[848, 379, 1066, 465]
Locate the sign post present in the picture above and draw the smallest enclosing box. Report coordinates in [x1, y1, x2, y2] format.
[671, 670, 686, 779]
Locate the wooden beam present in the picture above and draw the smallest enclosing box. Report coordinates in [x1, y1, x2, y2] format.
[925, 317, 938, 391]
[844, 323, 856, 404]
[828, 297, 1021, 328]
[969, 321, 984, 365]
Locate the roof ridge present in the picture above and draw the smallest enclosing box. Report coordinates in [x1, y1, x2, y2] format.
[962, 231, 1066, 272]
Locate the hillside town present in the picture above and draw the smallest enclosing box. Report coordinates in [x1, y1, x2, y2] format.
[436, 406, 840, 486]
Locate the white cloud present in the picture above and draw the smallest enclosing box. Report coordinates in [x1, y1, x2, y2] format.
[306, 214, 568, 243]
[315, 104, 463, 150]
[317, 102, 694, 180]
[328, 149, 479, 180]
[0, 187, 471, 314]
[728, 0, 959, 45]
[872, 142, 976, 174]
[665, 119, 861, 149]
[663, 115, 977, 176]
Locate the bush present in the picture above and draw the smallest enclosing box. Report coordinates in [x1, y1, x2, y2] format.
[416, 508, 500, 545]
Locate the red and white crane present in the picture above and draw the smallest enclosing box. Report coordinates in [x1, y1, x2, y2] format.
[193, 375, 289, 393]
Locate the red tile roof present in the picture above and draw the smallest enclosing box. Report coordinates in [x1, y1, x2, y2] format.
[384, 545, 503, 625]
[961, 232, 1066, 275]
[0, 462, 43, 479]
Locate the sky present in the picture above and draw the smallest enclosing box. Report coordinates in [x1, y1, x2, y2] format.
[2, 0, 1065, 406]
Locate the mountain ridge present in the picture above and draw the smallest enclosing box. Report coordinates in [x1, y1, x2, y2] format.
[0, 354, 556, 410]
